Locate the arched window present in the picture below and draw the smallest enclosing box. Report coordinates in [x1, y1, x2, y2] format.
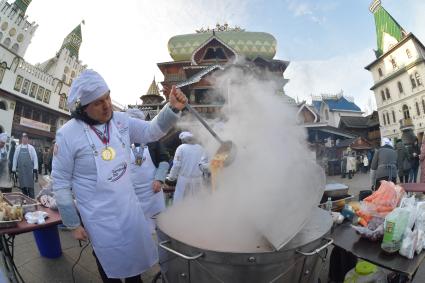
[403, 105, 410, 119]
[378, 68, 383, 77]
[422, 98, 425, 114]
[381, 90, 386, 101]
[324, 109, 329, 120]
[398, 81, 404, 93]
[390, 58, 397, 69]
[416, 101, 421, 116]
[383, 113, 387, 125]
[406, 49, 412, 58]
[385, 88, 391, 99]
[11, 43, 18, 53]
[411, 75, 417, 88]
[0, 100, 6, 110]
[392, 110, 396, 123]
[415, 72, 422, 86]
[203, 47, 227, 61]
[3, 37, 10, 47]
[386, 112, 390, 124]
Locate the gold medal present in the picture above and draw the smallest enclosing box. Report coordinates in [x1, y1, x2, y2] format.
[101, 147, 116, 161]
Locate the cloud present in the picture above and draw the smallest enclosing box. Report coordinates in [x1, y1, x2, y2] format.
[24, 0, 249, 106]
[285, 0, 338, 23]
[284, 48, 377, 113]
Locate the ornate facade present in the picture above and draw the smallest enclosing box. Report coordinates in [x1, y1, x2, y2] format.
[0, 0, 87, 148]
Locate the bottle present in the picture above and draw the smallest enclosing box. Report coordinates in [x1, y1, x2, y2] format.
[325, 197, 333, 213]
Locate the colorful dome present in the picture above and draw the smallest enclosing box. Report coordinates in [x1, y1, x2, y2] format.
[168, 30, 277, 61]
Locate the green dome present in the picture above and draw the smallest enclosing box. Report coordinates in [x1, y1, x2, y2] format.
[168, 31, 277, 61]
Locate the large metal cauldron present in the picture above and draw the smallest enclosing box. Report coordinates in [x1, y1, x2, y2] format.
[157, 207, 333, 283]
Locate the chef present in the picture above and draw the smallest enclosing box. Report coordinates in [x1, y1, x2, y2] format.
[52, 70, 187, 282]
[126, 109, 169, 233]
[12, 133, 38, 198]
[167, 131, 209, 203]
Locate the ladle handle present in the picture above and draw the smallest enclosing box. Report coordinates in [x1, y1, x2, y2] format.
[185, 104, 224, 144]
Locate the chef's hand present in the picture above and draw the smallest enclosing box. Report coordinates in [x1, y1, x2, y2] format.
[168, 86, 187, 111]
[72, 226, 89, 241]
[152, 181, 162, 193]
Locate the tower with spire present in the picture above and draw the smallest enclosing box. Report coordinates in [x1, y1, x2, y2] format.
[37, 22, 86, 86]
[365, 0, 425, 141]
[0, 0, 38, 57]
[128, 77, 165, 120]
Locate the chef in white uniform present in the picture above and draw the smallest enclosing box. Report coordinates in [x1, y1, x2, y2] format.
[126, 109, 169, 233]
[52, 70, 187, 282]
[0, 133, 12, 190]
[167, 131, 208, 203]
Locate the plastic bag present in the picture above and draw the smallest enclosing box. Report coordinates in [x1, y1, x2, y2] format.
[416, 229, 424, 254]
[25, 211, 48, 224]
[361, 181, 405, 218]
[381, 207, 410, 253]
[400, 229, 418, 259]
[36, 175, 58, 210]
[352, 223, 384, 242]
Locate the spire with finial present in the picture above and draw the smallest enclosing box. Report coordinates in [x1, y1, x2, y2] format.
[140, 77, 164, 105]
[369, 0, 406, 57]
[60, 20, 84, 59]
[13, 0, 31, 15]
[145, 77, 161, 96]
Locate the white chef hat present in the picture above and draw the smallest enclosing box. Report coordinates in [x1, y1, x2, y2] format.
[126, 108, 145, 120]
[179, 131, 193, 141]
[67, 70, 110, 111]
[381, 137, 393, 147]
[0, 133, 8, 143]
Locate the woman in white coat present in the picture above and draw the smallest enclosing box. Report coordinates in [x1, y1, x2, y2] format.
[167, 131, 208, 203]
[126, 109, 169, 233]
[52, 70, 187, 282]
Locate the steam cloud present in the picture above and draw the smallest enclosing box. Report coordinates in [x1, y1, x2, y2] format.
[158, 62, 325, 252]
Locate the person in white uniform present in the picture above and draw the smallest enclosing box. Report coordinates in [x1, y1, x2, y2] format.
[167, 131, 208, 203]
[52, 70, 187, 283]
[12, 133, 38, 198]
[0, 133, 13, 190]
[126, 109, 169, 233]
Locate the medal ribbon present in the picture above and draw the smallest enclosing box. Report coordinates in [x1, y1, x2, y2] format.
[90, 122, 110, 146]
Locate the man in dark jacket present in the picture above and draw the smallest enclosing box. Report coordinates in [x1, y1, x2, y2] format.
[370, 137, 397, 190]
[410, 138, 420, 183]
[395, 139, 410, 183]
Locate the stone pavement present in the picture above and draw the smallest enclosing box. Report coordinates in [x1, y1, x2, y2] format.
[1, 172, 424, 282]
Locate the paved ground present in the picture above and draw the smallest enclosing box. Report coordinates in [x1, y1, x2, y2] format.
[0, 172, 423, 282]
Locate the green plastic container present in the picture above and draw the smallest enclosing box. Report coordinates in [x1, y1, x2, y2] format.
[344, 261, 387, 283]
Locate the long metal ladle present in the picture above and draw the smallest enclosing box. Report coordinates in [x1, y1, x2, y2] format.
[184, 103, 236, 167]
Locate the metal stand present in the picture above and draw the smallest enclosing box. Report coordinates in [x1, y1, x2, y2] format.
[0, 235, 25, 283]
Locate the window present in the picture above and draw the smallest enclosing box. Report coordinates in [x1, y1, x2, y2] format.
[385, 88, 391, 99]
[415, 72, 422, 86]
[29, 82, 37, 98]
[386, 112, 390, 124]
[23, 106, 31, 118]
[398, 81, 404, 93]
[383, 113, 387, 125]
[11, 43, 18, 53]
[21, 79, 30, 95]
[378, 68, 383, 77]
[406, 49, 412, 58]
[392, 110, 396, 123]
[381, 90, 386, 101]
[32, 110, 41, 122]
[203, 47, 227, 60]
[423, 99, 425, 114]
[403, 104, 410, 119]
[43, 89, 51, 104]
[411, 75, 417, 88]
[14, 75, 23, 91]
[0, 66, 5, 83]
[3, 37, 10, 47]
[417, 102, 421, 116]
[36, 86, 44, 101]
[59, 94, 66, 109]
[0, 101, 6, 110]
[325, 109, 329, 120]
[390, 58, 397, 69]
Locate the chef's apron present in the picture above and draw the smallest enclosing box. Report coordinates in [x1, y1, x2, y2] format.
[173, 175, 203, 203]
[17, 146, 34, 188]
[130, 146, 165, 233]
[80, 121, 158, 278]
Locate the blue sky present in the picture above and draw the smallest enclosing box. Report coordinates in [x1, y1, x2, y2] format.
[24, 0, 424, 112]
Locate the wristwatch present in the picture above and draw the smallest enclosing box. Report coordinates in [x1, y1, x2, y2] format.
[169, 105, 181, 114]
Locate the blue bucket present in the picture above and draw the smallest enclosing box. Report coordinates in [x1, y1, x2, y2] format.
[33, 225, 62, 258]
